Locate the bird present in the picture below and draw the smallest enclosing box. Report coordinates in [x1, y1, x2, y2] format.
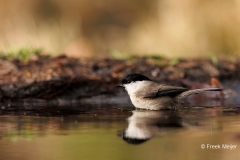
[115, 74, 223, 110]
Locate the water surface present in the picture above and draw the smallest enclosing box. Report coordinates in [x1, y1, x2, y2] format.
[1, 104, 240, 160]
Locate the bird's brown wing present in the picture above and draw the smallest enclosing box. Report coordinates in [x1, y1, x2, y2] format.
[157, 85, 188, 97]
[135, 83, 188, 98]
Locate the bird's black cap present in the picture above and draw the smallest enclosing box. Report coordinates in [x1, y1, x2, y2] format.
[115, 74, 151, 87]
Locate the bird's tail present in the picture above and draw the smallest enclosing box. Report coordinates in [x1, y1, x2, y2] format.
[176, 88, 223, 101]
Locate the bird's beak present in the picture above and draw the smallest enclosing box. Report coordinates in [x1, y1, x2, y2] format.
[115, 83, 124, 87]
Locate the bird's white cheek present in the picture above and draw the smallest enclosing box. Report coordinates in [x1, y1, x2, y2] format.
[124, 85, 133, 94]
[124, 83, 142, 95]
[123, 84, 128, 90]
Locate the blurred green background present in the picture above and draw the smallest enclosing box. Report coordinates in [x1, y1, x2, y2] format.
[0, 0, 240, 58]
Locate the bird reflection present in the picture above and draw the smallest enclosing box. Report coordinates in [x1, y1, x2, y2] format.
[121, 109, 184, 145]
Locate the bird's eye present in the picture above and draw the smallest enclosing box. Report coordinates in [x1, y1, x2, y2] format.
[122, 79, 128, 84]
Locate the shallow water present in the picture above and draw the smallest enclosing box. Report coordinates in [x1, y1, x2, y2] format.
[1, 103, 240, 160]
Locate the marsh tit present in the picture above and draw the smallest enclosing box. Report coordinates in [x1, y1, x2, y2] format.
[116, 74, 222, 110]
